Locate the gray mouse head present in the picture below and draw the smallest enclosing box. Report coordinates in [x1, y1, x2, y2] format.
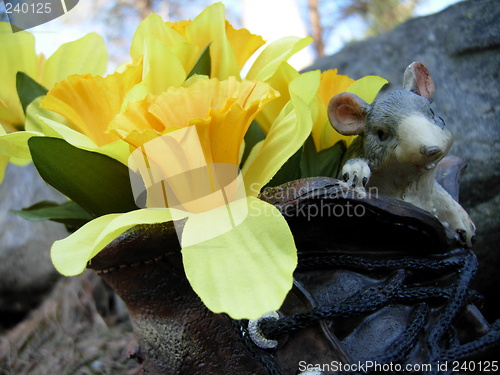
[328, 62, 453, 172]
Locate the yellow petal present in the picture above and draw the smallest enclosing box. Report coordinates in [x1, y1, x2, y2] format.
[185, 3, 240, 79]
[51, 209, 172, 276]
[312, 69, 356, 151]
[0, 130, 40, 160]
[182, 197, 297, 320]
[169, 42, 200, 74]
[41, 63, 143, 146]
[121, 81, 148, 111]
[347, 75, 388, 103]
[130, 13, 185, 60]
[111, 94, 164, 135]
[25, 96, 70, 133]
[142, 37, 187, 94]
[317, 69, 355, 107]
[147, 77, 278, 165]
[114, 128, 164, 151]
[243, 71, 319, 194]
[36, 116, 131, 166]
[255, 62, 299, 134]
[41, 33, 108, 89]
[225, 21, 265, 70]
[166, 19, 191, 36]
[0, 22, 38, 129]
[246, 36, 313, 82]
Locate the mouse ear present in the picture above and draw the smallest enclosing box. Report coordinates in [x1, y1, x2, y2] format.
[403, 62, 435, 102]
[328, 92, 368, 135]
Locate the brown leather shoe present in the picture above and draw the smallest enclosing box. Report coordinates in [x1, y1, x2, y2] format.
[257, 176, 499, 374]
[88, 158, 500, 375]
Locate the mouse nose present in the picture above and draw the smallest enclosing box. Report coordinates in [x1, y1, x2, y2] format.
[420, 146, 441, 157]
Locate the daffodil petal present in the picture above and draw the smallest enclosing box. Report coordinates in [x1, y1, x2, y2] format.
[246, 36, 313, 82]
[317, 69, 354, 107]
[242, 71, 319, 194]
[182, 197, 297, 320]
[51, 208, 172, 276]
[111, 94, 164, 135]
[37, 116, 131, 165]
[225, 21, 265, 70]
[347, 75, 388, 103]
[207, 80, 279, 165]
[170, 42, 200, 74]
[51, 213, 119, 276]
[142, 37, 186, 94]
[185, 3, 240, 79]
[0, 130, 40, 160]
[121, 82, 148, 111]
[41, 63, 142, 146]
[256, 62, 299, 134]
[292, 70, 321, 104]
[9, 156, 32, 166]
[25, 96, 70, 133]
[317, 118, 355, 151]
[130, 13, 185, 60]
[41, 33, 108, 89]
[0, 22, 37, 128]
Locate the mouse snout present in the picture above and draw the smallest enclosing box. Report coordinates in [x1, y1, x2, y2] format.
[395, 114, 453, 167]
[420, 145, 441, 158]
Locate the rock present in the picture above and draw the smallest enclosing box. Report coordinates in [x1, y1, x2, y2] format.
[305, 0, 500, 316]
[0, 163, 68, 322]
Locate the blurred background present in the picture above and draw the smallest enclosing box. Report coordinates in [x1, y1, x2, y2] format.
[0, 0, 459, 70]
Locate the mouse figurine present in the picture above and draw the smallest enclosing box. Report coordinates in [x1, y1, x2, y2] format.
[328, 62, 476, 248]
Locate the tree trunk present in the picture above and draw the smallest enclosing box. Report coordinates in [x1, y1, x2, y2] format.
[308, 0, 325, 58]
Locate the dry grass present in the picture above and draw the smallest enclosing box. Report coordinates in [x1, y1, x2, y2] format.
[0, 271, 141, 375]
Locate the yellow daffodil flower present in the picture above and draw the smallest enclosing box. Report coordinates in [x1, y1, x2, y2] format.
[0, 22, 107, 131]
[49, 71, 319, 319]
[27, 3, 313, 168]
[0, 22, 108, 181]
[130, 2, 265, 94]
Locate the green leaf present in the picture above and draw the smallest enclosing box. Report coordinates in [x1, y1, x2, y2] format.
[11, 200, 93, 229]
[186, 42, 212, 79]
[28, 137, 138, 217]
[16, 72, 48, 115]
[241, 120, 265, 167]
[265, 146, 302, 188]
[300, 137, 346, 179]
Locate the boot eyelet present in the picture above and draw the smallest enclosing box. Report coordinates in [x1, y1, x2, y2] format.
[247, 311, 279, 349]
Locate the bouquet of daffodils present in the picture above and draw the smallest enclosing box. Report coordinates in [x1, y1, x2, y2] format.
[0, 3, 386, 319]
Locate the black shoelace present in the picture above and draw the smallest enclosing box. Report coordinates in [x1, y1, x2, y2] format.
[233, 249, 500, 375]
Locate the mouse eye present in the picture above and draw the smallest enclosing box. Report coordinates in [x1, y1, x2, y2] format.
[377, 129, 388, 141]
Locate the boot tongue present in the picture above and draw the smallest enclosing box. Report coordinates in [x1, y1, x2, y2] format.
[261, 177, 461, 256]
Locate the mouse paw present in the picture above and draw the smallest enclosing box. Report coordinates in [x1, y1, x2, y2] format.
[341, 158, 371, 188]
[451, 214, 476, 248]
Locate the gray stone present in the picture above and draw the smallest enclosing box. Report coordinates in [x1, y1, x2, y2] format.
[306, 0, 500, 315]
[0, 163, 68, 316]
